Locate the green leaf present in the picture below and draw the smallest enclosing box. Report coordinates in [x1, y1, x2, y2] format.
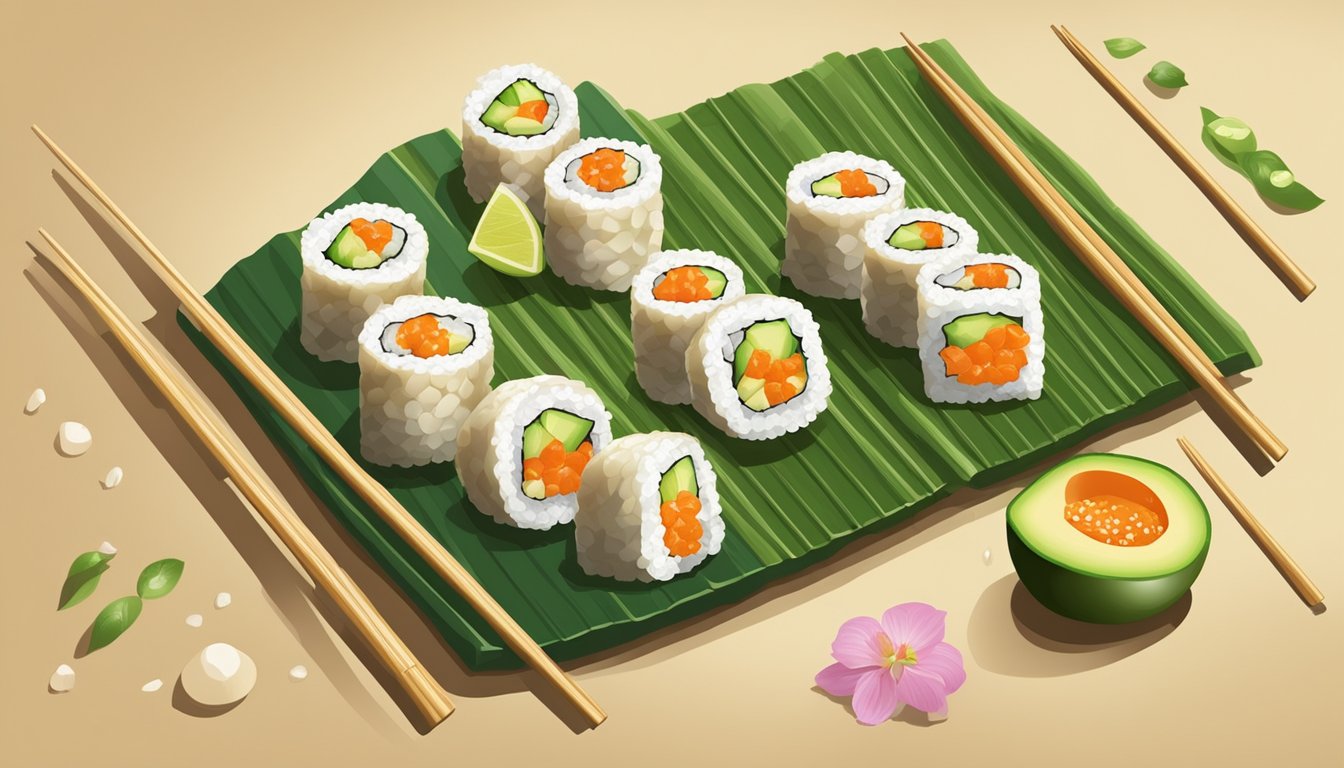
[1104, 37, 1146, 58]
[58, 549, 116, 610]
[1239, 150, 1325, 211]
[1199, 107, 1256, 176]
[88, 596, 143, 652]
[1147, 61, 1188, 88]
[136, 558, 184, 600]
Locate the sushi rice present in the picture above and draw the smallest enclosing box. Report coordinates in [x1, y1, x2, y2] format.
[916, 253, 1045, 403]
[299, 202, 428, 363]
[455, 375, 613, 530]
[861, 208, 979, 348]
[782, 151, 905, 300]
[575, 432, 725, 582]
[630, 249, 746, 405]
[543, 137, 664, 292]
[686, 294, 832, 440]
[357, 295, 494, 467]
[462, 64, 581, 220]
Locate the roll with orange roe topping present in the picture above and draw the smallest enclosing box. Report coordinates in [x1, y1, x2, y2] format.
[575, 432, 725, 582]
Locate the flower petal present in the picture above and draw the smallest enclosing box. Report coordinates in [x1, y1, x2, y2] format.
[894, 664, 949, 714]
[881, 602, 946, 652]
[830, 616, 886, 669]
[852, 669, 900, 726]
[815, 662, 868, 697]
[916, 642, 967, 694]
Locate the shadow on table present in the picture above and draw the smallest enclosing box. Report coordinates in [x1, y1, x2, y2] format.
[966, 574, 1191, 678]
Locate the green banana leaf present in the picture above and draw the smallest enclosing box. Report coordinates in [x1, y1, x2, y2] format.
[182, 41, 1258, 670]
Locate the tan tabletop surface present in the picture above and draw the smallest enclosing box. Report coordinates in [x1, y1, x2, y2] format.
[3, 1, 1340, 765]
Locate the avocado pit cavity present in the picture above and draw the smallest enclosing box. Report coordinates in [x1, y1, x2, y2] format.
[1063, 470, 1168, 547]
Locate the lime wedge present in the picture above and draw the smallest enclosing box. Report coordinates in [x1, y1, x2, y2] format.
[468, 184, 544, 277]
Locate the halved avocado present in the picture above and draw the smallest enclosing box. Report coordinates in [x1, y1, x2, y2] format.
[1006, 453, 1210, 624]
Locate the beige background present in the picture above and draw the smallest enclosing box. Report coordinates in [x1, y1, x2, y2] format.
[2, 0, 1341, 765]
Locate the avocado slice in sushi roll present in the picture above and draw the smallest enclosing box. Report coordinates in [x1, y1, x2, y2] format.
[939, 313, 1031, 386]
[809, 168, 889, 198]
[651, 265, 729, 302]
[378, 314, 474, 359]
[325, 218, 407, 269]
[658, 456, 703, 557]
[887, 220, 961, 251]
[520, 410, 595, 500]
[480, 78, 558, 137]
[727, 320, 808, 412]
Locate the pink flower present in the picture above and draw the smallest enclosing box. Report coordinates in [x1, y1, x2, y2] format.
[815, 602, 966, 725]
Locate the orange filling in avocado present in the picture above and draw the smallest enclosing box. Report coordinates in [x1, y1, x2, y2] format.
[1063, 470, 1169, 547]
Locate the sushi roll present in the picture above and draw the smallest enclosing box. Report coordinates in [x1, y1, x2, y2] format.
[543, 137, 664, 292]
[299, 203, 428, 363]
[357, 295, 494, 468]
[575, 432, 725, 582]
[686, 294, 832, 440]
[781, 152, 906, 299]
[860, 208, 980, 349]
[630, 250, 746, 405]
[916, 253, 1044, 404]
[462, 64, 581, 220]
[455, 375, 613, 530]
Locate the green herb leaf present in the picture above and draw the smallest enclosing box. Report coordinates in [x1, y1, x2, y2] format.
[1104, 37, 1146, 59]
[1239, 150, 1325, 211]
[89, 595, 143, 651]
[1146, 61, 1188, 89]
[136, 558, 184, 600]
[1200, 107, 1256, 175]
[58, 549, 116, 611]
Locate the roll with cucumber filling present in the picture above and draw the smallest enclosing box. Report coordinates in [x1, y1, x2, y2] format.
[651, 265, 729, 303]
[887, 220, 962, 251]
[810, 168, 890, 199]
[520, 409, 595, 500]
[934, 262, 1022, 290]
[564, 147, 640, 194]
[658, 456, 703, 557]
[939, 313, 1032, 386]
[725, 319, 808, 412]
[324, 218, 407, 270]
[479, 78, 559, 137]
[378, 314, 475, 359]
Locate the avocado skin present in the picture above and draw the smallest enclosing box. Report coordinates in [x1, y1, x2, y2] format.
[1006, 524, 1209, 624]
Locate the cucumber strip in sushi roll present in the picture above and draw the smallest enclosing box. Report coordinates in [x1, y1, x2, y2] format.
[575, 432, 725, 582]
[299, 203, 428, 363]
[357, 296, 494, 467]
[916, 253, 1045, 404]
[455, 375, 613, 530]
[543, 137, 664, 292]
[782, 152, 905, 299]
[861, 208, 979, 349]
[462, 64, 581, 220]
[686, 295, 832, 440]
[630, 250, 746, 405]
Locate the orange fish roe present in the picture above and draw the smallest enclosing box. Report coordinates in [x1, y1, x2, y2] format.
[660, 490, 703, 557]
[917, 221, 945, 248]
[652, 266, 713, 302]
[1065, 494, 1167, 547]
[349, 217, 394, 253]
[515, 99, 549, 122]
[577, 148, 630, 192]
[964, 263, 1011, 288]
[523, 439, 593, 499]
[939, 322, 1030, 386]
[835, 168, 878, 197]
[395, 314, 453, 359]
[743, 349, 807, 406]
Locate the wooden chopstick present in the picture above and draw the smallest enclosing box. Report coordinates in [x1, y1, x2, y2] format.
[1052, 25, 1315, 301]
[899, 36, 1288, 463]
[36, 228, 455, 727]
[32, 125, 607, 729]
[1177, 437, 1323, 609]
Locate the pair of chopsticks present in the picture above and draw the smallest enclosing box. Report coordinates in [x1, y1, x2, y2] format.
[34, 127, 606, 729]
[1178, 438, 1323, 610]
[37, 229, 455, 725]
[1052, 25, 1316, 301]
[899, 35, 1288, 465]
